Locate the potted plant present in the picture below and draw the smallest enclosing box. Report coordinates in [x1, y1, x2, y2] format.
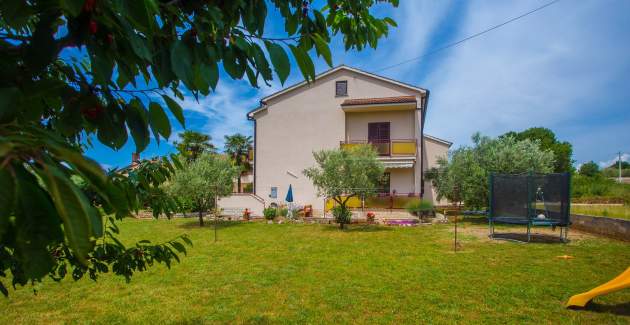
[405, 199, 434, 222]
[366, 211, 376, 223]
[263, 207, 277, 223]
[242, 208, 251, 221]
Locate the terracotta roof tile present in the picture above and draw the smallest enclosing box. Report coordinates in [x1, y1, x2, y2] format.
[341, 96, 417, 106]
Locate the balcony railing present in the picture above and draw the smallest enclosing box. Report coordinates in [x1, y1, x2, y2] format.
[340, 139, 417, 156]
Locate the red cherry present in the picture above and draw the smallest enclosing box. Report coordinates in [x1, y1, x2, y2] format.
[82, 105, 101, 119]
[83, 0, 96, 13]
[89, 20, 98, 34]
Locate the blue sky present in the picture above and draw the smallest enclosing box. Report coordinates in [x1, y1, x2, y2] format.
[86, 0, 630, 170]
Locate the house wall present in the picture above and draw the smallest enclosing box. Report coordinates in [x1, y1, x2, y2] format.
[345, 110, 416, 141]
[422, 137, 450, 205]
[253, 69, 424, 212]
[389, 168, 415, 193]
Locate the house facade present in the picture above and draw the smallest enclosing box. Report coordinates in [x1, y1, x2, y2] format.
[245, 66, 451, 214]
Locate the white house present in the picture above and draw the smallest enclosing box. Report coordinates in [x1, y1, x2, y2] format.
[222, 65, 451, 217]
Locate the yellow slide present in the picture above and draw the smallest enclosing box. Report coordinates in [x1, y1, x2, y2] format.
[566, 267, 630, 308]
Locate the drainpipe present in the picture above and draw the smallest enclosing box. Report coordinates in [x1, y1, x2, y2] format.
[420, 90, 430, 198]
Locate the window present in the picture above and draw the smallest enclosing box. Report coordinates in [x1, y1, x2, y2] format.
[368, 122, 391, 155]
[270, 187, 277, 198]
[335, 80, 348, 96]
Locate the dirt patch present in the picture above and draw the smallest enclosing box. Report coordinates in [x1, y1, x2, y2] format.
[451, 223, 597, 243]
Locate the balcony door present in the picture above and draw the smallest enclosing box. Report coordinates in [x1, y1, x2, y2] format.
[368, 122, 390, 155]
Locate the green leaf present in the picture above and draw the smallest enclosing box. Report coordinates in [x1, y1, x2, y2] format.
[125, 99, 150, 153]
[383, 17, 398, 27]
[0, 87, 19, 123]
[36, 162, 101, 265]
[251, 43, 272, 81]
[120, 19, 152, 61]
[25, 15, 56, 73]
[170, 241, 187, 255]
[97, 104, 128, 150]
[149, 102, 171, 142]
[0, 168, 15, 238]
[59, 0, 83, 17]
[202, 61, 219, 91]
[162, 95, 185, 128]
[245, 65, 258, 88]
[264, 41, 290, 85]
[124, 0, 155, 34]
[223, 47, 244, 79]
[285, 13, 298, 35]
[13, 164, 63, 278]
[288, 45, 315, 82]
[170, 41, 194, 88]
[312, 34, 333, 67]
[90, 47, 114, 86]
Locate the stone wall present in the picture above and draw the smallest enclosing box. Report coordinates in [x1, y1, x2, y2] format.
[571, 214, 630, 241]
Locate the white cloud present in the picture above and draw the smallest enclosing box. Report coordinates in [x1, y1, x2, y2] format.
[397, 0, 630, 162]
[170, 79, 281, 151]
[598, 153, 629, 169]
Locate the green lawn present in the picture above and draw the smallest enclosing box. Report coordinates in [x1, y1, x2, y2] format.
[572, 204, 630, 220]
[2, 219, 629, 324]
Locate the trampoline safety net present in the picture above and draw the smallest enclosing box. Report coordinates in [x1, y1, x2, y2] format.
[489, 172, 571, 226]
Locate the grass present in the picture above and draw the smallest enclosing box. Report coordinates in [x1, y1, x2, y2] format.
[571, 205, 630, 220]
[2, 218, 629, 324]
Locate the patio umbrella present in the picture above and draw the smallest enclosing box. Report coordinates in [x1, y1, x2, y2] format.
[286, 184, 294, 218]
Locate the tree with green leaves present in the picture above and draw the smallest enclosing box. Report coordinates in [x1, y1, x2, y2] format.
[578, 161, 600, 177]
[174, 130, 216, 162]
[168, 154, 239, 227]
[0, 0, 398, 294]
[224, 133, 253, 192]
[428, 133, 555, 208]
[502, 127, 573, 173]
[303, 145, 384, 229]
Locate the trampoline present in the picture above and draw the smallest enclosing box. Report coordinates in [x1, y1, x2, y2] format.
[488, 172, 571, 243]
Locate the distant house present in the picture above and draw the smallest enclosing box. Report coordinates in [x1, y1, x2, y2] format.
[240, 65, 451, 215]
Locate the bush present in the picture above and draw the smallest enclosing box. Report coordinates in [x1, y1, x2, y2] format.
[278, 207, 289, 217]
[405, 199, 434, 217]
[332, 205, 352, 227]
[263, 207, 277, 220]
[243, 183, 254, 193]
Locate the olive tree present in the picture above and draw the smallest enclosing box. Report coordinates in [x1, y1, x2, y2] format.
[0, 0, 399, 294]
[427, 133, 555, 209]
[168, 154, 239, 227]
[303, 145, 384, 229]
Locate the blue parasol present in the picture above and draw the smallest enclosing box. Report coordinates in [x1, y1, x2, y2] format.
[285, 184, 294, 203]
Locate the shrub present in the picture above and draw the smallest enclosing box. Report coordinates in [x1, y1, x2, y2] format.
[243, 183, 254, 193]
[263, 207, 277, 220]
[278, 207, 289, 217]
[405, 199, 434, 217]
[332, 205, 352, 227]
[366, 211, 376, 223]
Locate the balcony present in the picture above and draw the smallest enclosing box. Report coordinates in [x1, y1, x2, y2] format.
[340, 139, 417, 156]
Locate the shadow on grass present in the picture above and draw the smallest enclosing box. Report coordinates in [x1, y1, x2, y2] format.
[177, 219, 247, 230]
[490, 232, 567, 244]
[569, 302, 630, 317]
[455, 216, 488, 225]
[321, 224, 394, 232]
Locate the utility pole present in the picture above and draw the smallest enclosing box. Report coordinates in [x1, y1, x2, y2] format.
[619, 151, 623, 183]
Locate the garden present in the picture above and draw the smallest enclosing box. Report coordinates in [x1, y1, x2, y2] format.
[1, 218, 628, 324]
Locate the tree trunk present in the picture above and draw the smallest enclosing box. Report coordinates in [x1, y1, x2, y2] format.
[198, 210, 204, 227]
[237, 172, 242, 193]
